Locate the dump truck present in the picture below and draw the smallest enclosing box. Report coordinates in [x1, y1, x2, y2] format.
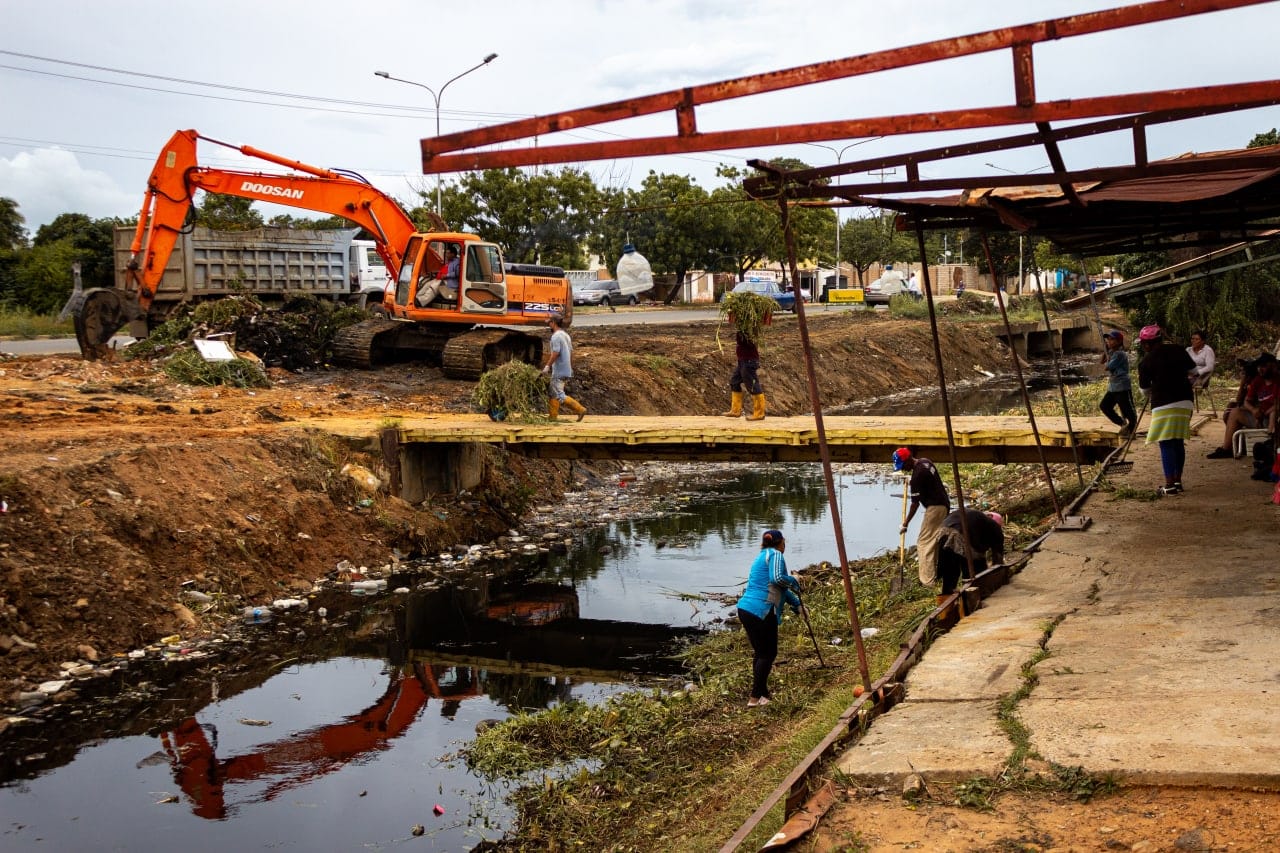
[76, 129, 571, 378]
[110, 225, 390, 313]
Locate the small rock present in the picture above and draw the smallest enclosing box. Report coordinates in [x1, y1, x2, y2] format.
[37, 680, 69, 695]
[73, 598, 90, 610]
[902, 773, 926, 801]
[1173, 829, 1207, 850]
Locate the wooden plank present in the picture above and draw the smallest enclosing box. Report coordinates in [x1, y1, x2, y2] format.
[294, 415, 1121, 464]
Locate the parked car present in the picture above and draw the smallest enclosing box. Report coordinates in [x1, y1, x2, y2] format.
[572, 279, 623, 306]
[863, 272, 911, 306]
[724, 279, 796, 312]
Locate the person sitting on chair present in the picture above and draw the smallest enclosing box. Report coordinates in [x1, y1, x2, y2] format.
[1207, 352, 1278, 459]
[415, 245, 460, 307]
[438, 245, 460, 301]
[1186, 329, 1215, 391]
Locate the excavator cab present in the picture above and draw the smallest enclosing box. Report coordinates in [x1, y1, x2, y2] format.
[392, 235, 507, 316]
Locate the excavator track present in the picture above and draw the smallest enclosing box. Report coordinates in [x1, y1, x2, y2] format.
[441, 329, 543, 381]
[330, 318, 402, 368]
[330, 318, 454, 368]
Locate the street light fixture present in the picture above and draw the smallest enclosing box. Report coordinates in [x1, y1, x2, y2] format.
[375, 52, 499, 216]
[806, 140, 877, 294]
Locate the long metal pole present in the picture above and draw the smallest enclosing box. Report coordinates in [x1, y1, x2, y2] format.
[981, 233, 1063, 522]
[913, 224, 976, 585]
[776, 187, 872, 692]
[375, 54, 497, 217]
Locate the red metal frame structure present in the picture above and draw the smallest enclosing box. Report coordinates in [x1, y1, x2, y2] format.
[420, 0, 1278, 176]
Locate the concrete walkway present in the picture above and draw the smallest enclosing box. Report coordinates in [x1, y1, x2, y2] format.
[837, 417, 1280, 789]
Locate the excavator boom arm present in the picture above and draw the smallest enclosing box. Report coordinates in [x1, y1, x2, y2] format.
[127, 129, 432, 311]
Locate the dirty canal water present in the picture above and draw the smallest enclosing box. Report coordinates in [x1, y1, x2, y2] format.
[0, 361, 1093, 850]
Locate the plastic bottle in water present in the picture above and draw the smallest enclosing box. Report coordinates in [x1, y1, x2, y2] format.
[243, 606, 272, 625]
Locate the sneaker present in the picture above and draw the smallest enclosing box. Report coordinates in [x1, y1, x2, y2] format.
[1173, 482, 1184, 493]
[747, 698, 760, 708]
[754, 696, 771, 707]
[1206, 447, 1233, 459]
[1158, 485, 1180, 496]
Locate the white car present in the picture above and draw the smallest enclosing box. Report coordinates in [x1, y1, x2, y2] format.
[863, 273, 908, 305]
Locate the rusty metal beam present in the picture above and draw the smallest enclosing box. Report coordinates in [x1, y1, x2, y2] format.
[424, 80, 1280, 173]
[1035, 121, 1085, 207]
[744, 99, 1280, 194]
[775, 148, 1280, 201]
[421, 0, 1276, 172]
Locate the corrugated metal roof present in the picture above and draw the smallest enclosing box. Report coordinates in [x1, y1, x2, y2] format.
[879, 144, 1280, 254]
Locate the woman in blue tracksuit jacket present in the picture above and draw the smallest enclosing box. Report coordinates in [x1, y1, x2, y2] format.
[736, 529, 802, 707]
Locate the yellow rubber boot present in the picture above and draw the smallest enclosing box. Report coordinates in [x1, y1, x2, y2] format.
[548, 398, 561, 419]
[563, 396, 587, 422]
[747, 393, 767, 421]
[722, 391, 744, 417]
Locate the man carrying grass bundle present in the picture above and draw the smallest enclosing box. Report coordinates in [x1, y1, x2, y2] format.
[719, 290, 774, 421]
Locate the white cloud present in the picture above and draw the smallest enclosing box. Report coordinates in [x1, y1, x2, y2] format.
[0, 148, 138, 232]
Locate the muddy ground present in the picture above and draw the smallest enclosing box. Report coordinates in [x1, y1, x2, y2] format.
[5, 305, 1269, 850]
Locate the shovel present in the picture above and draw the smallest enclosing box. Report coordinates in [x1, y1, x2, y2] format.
[889, 482, 908, 593]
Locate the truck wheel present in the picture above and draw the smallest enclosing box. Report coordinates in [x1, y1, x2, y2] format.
[627, 295, 637, 306]
[602, 296, 611, 308]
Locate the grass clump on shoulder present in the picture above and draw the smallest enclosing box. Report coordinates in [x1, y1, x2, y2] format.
[718, 290, 776, 349]
[471, 360, 550, 422]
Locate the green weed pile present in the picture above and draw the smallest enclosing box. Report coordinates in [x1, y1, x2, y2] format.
[161, 347, 270, 388]
[471, 360, 550, 422]
[718, 291, 776, 345]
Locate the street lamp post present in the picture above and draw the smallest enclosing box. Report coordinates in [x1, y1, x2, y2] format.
[985, 162, 1051, 293]
[806, 141, 875, 295]
[375, 53, 498, 215]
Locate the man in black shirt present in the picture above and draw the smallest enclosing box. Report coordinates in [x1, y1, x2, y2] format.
[893, 447, 951, 586]
[936, 508, 1005, 600]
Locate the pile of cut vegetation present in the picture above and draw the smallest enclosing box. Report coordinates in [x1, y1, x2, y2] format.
[125, 295, 366, 371]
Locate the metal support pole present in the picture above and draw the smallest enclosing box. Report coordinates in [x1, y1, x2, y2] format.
[913, 224, 976, 585]
[776, 188, 872, 693]
[981, 233, 1063, 522]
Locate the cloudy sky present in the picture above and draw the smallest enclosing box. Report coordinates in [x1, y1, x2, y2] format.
[3, 0, 1279, 234]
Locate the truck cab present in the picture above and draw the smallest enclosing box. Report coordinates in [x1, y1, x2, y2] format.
[349, 240, 390, 307]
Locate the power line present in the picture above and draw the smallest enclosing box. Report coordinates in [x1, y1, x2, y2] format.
[0, 52, 742, 169]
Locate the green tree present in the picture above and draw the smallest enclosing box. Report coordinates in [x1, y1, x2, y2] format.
[1247, 128, 1279, 148]
[614, 172, 720, 303]
[265, 213, 350, 229]
[711, 161, 833, 282]
[437, 167, 600, 269]
[0, 197, 26, 250]
[10, 239, 79, 314]
[840, 211, 900, 284]
[1113, 251, 1171, 281]
[34, 214, 118, 288]
[195, 194, 264, 231]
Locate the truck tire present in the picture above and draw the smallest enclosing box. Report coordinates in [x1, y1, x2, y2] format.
[602, 296, 612, 308]
[627, 295, 637, 306]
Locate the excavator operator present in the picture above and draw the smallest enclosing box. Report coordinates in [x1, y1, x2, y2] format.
[415, 244, 460, 307]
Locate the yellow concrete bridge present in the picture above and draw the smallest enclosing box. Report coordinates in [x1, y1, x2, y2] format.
[300, 415, 1122, 500]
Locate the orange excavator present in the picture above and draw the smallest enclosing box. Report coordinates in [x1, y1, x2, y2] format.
[77, 129, 572, 377]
